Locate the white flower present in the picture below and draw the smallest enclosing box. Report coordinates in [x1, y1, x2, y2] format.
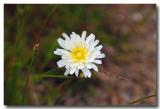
[54, 31, 105, 78]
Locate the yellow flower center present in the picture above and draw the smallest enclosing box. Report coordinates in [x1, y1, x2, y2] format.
[71, 47, 88, 63]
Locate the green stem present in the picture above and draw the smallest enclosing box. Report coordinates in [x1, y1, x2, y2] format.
[40, 74, 73, 79]
[128, 94, 156, 105]
[22, 52, 36, 104]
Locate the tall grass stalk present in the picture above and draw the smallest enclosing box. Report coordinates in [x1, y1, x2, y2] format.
[22, 48, 36, 104]
[22, 5, 58, 104]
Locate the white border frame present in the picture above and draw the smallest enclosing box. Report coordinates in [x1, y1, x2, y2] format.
[1, 1, 159, 109]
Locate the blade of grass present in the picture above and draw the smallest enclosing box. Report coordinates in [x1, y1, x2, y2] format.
[128, 94, 156, 105]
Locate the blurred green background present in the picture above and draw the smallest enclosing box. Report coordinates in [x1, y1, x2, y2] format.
[4, 4, 157, 106]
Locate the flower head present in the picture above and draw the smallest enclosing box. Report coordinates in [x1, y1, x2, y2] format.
[54, 31, 105, 78]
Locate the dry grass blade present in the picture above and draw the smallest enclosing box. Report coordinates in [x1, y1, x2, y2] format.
[128, 94, 156, 104]
[22, 43, 39, 104]
[22, 53, 36, 104]
[99, 66, 129, 81]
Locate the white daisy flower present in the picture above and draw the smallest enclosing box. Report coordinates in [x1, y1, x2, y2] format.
[54, 31, 105, 78]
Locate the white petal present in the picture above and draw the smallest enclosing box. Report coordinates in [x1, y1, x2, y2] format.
[65, 41, 73, 51]
[85, 63, 92, 69]
[88, 40, 99, 51]
[73, 33, 81, 43]
[78, 63, 85, 69]
[87, 55, 95, 62]
[93, 60, 102, 64]
[87, 51, 101, 62]
[62, 33, 73, 50]
[95, 45, 103, 51]
[86, 33, 95, 43]
[57, 59, 67, 67]
[92, 50, 101, 57]
[70, 62, 77, 68]
[54, 50, 62, 55]
[57, 38, 66, 49]
[74, 63, 79, 68]
[70, 34, 75, 41]
[75, 68, 79, 77]
[89, 34, 95, 43]
[90, 63, 98, 72]
[81, 31, 86, 41]
[87, 53, 94, 62]
[64, 67, 71, 76]
[87, 45, 102, 59]
[70, 67, 76, 74]
[54, 48, 69, 55]
[62, 33, 70, 40]
[65, 62, 72, 68]
[82, 68, 91, 78]
[93, 40, 99, 47]
[62, 55, 70, 60]
[96, 53, 106, 59]
[76, 35, 81, 43]
[72, 32, 76, 35]
[70, 34, 77, 46]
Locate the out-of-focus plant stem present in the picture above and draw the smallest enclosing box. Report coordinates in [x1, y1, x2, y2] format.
[22, 44, 38, 104]
[40, 74, 73, 78]
[22, 5, 58, 104]
[40, 5, 58, 34]
[128, 94, 156, 105]
[38, 5, 58, 44]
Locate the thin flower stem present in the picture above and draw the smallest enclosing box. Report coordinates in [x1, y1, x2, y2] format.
[40, 74, 73, 79]
[22, 51, 36, 104]
[128, 94, 156, 105]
